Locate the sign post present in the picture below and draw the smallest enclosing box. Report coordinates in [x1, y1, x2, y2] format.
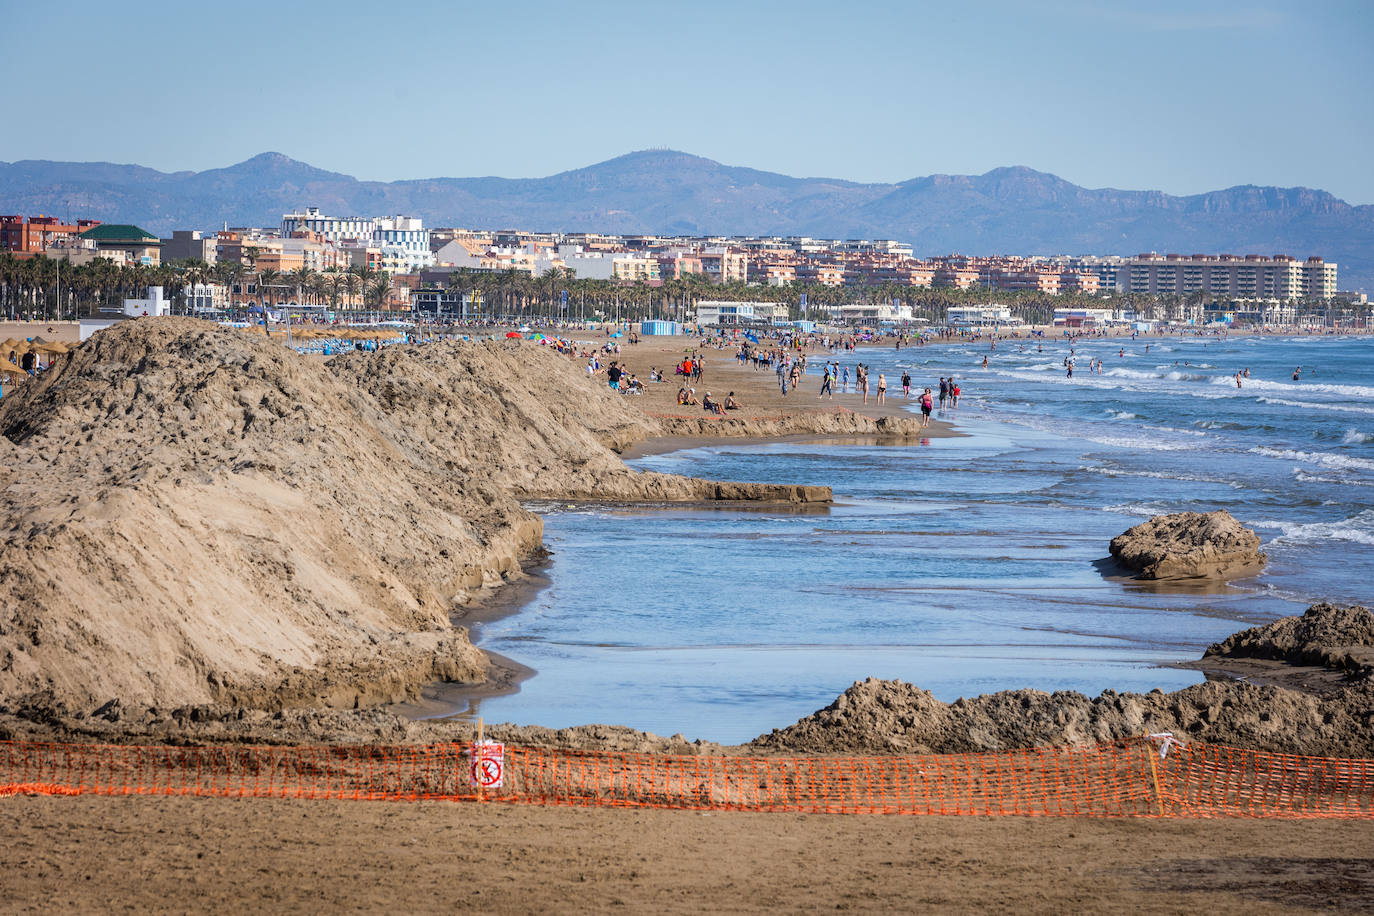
[469, 719, 504, 795]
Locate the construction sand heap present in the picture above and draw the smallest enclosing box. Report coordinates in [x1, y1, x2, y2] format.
[749, 604, 1374, 758]
[1204, 602, 1374, 675]
[1109, 509, 1266, 580]
[0, 319, 822, 715]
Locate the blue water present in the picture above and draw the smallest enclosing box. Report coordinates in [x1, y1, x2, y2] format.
[460, 333, 1374, 744]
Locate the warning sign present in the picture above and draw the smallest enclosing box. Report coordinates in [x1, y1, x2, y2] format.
[469, 741, 504, 789]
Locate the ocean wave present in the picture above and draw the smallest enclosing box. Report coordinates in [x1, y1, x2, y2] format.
[1343, 429, 1373, 444]
[1214, 376, 1374, 399]
[1105, 409, 1138, 420]
[1077, 464, 1245, 488]
[1293, 471, 1374, 488]
[1102, 501, 1174, 517]
[1259, 509, 1374, 548]
[1104, 368, 1161, 381]
[1251, 447, 1374, 472]
[1257, 397, 1374, 416]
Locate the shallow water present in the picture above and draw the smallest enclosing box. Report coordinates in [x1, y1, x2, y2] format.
[454, 333, 1372, 744]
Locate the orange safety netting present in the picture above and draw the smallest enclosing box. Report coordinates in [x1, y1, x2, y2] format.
[1, 737, 1371, 817]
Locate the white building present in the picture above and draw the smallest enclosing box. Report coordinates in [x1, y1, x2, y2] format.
[123, 286, 172, 317]
[696, 300, 788, 326]
[834, 302, 915, 323]
[1052, 307, 1124, 328]
[281, 208, 433, 272]
[947, 304, 1017, 326]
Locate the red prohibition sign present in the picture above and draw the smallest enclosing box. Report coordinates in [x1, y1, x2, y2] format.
[474, 756, 503, 787]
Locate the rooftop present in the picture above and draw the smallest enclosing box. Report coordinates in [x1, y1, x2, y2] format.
[80, 224, 158, 242]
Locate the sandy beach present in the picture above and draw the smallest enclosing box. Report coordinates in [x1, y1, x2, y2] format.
[2, 318, 1372, 912]
[4, 796, 1371, 913]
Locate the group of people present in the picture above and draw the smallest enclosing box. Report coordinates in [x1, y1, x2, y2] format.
[677, 386, 741, 415]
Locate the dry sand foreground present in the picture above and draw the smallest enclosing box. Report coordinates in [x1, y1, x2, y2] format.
[3, 797, 1372, 914]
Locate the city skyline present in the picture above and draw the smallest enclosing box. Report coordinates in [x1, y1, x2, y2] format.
[2, 0, 1372, 203]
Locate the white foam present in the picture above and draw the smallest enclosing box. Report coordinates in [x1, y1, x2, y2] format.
[1216, 376, 1374, 399]
[1258, 397, 1374, 417]
[1104, 368, 1161, 381]
[1342, 429, 1373, 444]
[1251, 447, 1374, 472]
[1262, 509, 1374, 548]
[1105, 409, 1138, 420]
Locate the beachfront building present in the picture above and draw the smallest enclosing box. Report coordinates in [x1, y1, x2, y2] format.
[1076, 253, 1339, 301]
[947, 305, 1017, 327]
[695, 300, 787, 326]
[123, 286, 172, 317]
[833, 301, 916, 324]
[1052, 307, 1125, 328]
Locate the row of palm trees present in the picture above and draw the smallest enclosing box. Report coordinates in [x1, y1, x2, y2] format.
[438, 267, 1118, 325]
[0, 252, 398, 320]
[1, 250, 1353, 326]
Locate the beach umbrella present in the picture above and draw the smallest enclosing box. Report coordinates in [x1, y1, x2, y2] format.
[0, 359, 25, 377]
[505, 331, 522, 339]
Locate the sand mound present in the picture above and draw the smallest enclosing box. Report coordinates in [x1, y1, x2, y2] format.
[1109, 509, 1265, 579]
[0, 320, 822, 715]
[750, 604, 1374, 757]
[1204, 603, 1374, 675]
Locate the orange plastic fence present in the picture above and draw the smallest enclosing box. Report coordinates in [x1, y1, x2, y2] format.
[2, 737, 1371, 817]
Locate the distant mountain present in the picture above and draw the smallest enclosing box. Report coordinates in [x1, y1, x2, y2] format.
[2, 150, 1370, 290]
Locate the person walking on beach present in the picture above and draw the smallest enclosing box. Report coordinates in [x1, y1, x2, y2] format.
[920, 387, 933, 428]
[901, 371, 911, 398]
[938, 377, 948, 409]
[842, 365, 850, 392]
[820, 365, 833, 398]
[876, 372, 887, 404]
[859, 364, 870, 404]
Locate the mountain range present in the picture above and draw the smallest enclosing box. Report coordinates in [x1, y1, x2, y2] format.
[2, 150, 1370, 290]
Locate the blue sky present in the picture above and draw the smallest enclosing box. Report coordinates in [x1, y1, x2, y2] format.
[3, 0, 1372, 201]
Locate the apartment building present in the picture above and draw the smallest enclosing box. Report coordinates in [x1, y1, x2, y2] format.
[280, 209, 434, 271]
[1074, 253, 1337, 300]
[1, 215, 101, 253]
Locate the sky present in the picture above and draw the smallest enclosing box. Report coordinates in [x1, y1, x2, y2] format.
[3, 0, 1372, 202]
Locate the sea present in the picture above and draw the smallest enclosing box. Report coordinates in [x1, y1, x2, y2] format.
[439, 333, 1374, 744]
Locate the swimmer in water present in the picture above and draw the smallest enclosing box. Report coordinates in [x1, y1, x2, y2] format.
[1292, 367, 1301, 380]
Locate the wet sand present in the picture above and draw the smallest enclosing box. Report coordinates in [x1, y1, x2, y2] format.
[4, 796, 1371, 913]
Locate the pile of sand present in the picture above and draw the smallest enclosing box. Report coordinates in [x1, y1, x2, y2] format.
[749, 604, 1374, 758]
[1204, 601, 1374, 674]
[0, 319, 821, 716]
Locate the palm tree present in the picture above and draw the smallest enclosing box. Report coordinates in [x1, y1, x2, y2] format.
[347, 264, 374, 312]
[256, 268, 282, 332]
[367, 272, 392, 310]
[290, 267, 315, 309]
